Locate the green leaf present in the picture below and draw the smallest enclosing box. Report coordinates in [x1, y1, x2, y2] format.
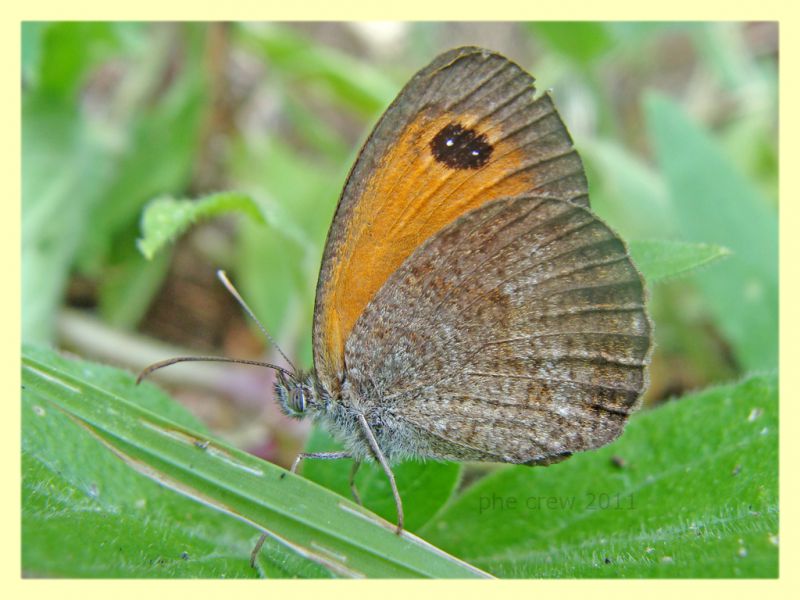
[98, 248, 172, 329]
[580, 139, 674, 241]
[282, 93, 351, 160]
[629, 240, 731, 284]
[645, 92, 777, 371]
[21, 346, 490, 578]
[137, 192, 266, 260]
[74, 31, 208, 276]
[529, 22, 614, 65]
[21, 95, 115, 343]
[420, 374, 778, 577]
[34, 22, 121, 101]
[237, 24, 397, 117]
[22, 24, 205, 343]
[301, 427, 462, 533]
[22, 346, 271, 578]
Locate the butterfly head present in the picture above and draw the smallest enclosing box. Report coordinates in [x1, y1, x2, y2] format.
[274, 370, 320, 419]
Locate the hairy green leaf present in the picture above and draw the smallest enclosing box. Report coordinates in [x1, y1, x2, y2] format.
[137, 192, 265, 260]
[420, 374, 778, 578]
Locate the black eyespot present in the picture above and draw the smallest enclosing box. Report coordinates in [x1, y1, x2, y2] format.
[430, 122, 493, 169]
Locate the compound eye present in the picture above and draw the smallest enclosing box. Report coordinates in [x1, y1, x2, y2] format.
[290, 386, 306, 414]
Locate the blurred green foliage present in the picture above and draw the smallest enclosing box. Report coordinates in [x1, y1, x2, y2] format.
[23, 23, 208, 339]
[21, 22, 778, 578]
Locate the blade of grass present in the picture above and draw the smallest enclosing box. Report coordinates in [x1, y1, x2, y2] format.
[302, 426, 462, 533]
[21, 346, 490, 578]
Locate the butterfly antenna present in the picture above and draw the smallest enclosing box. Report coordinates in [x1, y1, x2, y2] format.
[216, 270, 299, 374]
[137, 356, 294, 385]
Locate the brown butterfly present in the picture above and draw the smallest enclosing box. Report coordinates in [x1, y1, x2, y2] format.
[142, 46, 651, 557]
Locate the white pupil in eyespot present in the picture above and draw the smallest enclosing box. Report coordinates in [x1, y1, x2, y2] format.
[445, 139, 454, 146]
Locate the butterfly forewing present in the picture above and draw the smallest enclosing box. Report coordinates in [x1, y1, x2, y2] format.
[314, 47, 590, 395]
[343, 195, 651, 464]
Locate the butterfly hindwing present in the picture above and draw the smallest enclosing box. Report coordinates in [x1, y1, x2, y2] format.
[343, 195, 651, 463]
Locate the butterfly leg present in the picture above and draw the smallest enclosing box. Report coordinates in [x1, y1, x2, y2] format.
[250, 451, 352, 569]
[356, 413, 404, 534]
[291, 451, 351, 473]
[293, 452, 363, 504]
[249, 534, 270, 569]
[349, 459, 363, 505]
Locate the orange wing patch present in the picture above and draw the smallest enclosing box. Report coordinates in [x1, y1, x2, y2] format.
[319, 108, 569, 387]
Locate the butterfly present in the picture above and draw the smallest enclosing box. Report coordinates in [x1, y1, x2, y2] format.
[272, 46, 651, 531]
[141, 46, 651, 555]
